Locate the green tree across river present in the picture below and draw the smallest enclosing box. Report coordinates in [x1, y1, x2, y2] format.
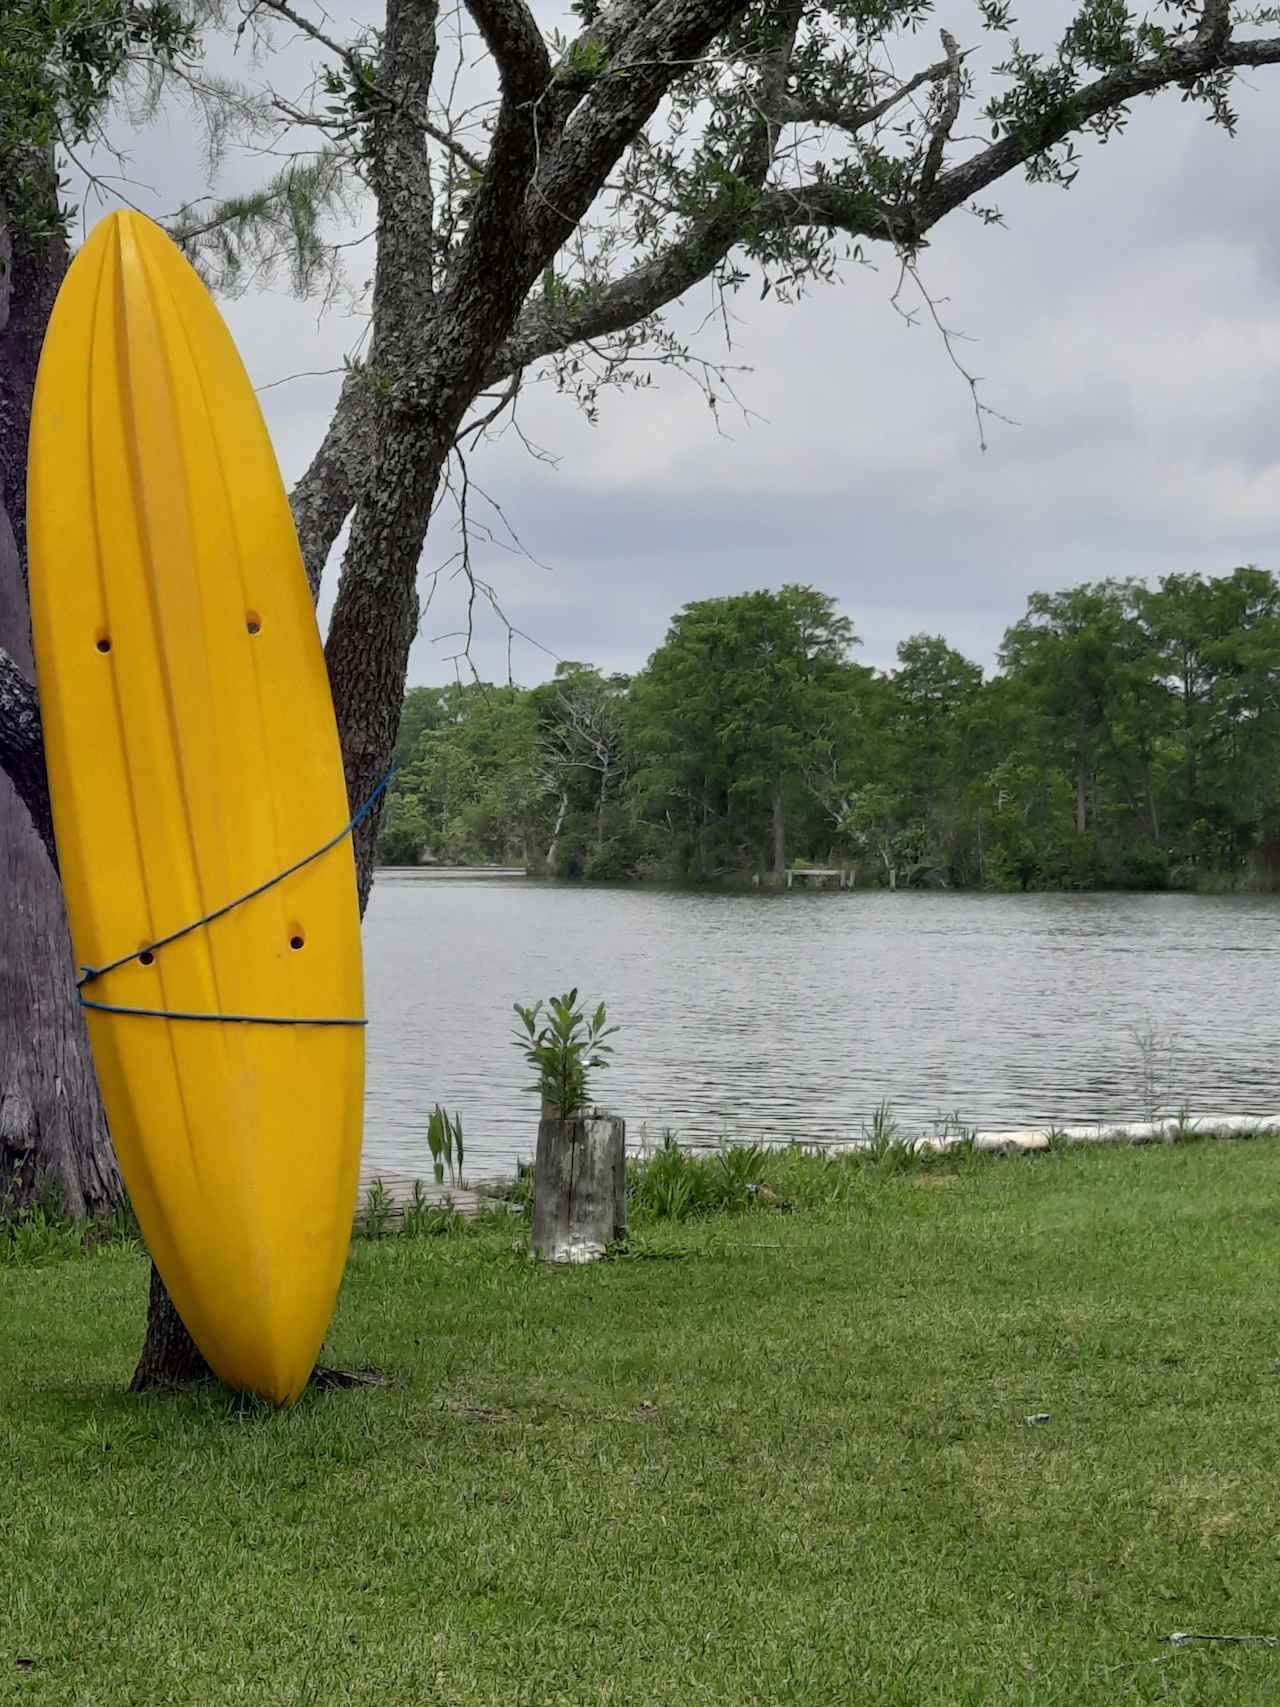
[379, 570, 1280, 892]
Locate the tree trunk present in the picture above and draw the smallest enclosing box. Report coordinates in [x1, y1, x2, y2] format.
[0, 174, 120, 1218]
[129, 1262, 213, 1392]
[532, 1112, 626, 1263]
[0, 508, 120, 1214]
[1075, 749, 1088, 835]
[595, 752, 609, 852]
[772, 791, 786, 877]
[545, 789, 569, 876]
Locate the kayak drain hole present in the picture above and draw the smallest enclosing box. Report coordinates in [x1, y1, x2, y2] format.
[96, 636, 112, 654]
[139, 950, 155, 966]
[246, 612, 262, 635]
[289, 934, 305, 951]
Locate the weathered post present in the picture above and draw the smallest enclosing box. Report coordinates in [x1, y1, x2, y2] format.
[532, 1109, 626, 1264]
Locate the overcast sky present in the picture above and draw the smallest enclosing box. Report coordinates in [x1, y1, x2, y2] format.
[86, 3, 1280, 684]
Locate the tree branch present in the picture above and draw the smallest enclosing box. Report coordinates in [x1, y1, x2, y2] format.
[281, 11, 1280, 598]
[288, 366, 377, 598]
[734, 0, 804, 186]
[922, 33, 1280, 229]
[420, 116, 486, 176]
[1197, 0, 1232, 52]
[461, 0, 550, 103]
[481, 175, 895, 386]
[920, 30, 963, 199]
[0, 646, 56, 869]
[453, 371, 523, 447]
[251, 0, 361, 70]
[365, 0, 441, 361]
[525, 0, 753, 255]
[780, 47, 961, 136]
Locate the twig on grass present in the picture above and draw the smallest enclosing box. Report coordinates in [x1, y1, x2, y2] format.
[1162, 1632, 1280, 1648]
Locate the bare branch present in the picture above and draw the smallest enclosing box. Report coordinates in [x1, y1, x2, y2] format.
[420, 115, 486, 175]
[453, 371, 523, 446]
[250, 0, 361, 70]
[781, 46, 962, 136]
[889, 255, 1019, 453]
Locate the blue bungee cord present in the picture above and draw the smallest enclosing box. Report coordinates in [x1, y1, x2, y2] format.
[76, 768, 393, 1026]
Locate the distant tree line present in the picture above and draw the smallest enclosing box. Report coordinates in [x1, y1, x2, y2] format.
[378, 570, 1280, 892]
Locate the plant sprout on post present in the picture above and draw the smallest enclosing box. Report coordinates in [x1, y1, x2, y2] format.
[511, 990, 617, 1119]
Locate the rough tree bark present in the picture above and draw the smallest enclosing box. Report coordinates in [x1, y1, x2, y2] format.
[0, 172, 120, 1217]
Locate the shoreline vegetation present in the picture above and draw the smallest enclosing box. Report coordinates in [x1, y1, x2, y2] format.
[378, 574, 1280, 896]
[9, 1136, 1280, 1700]
[12, 1113, 1280, 1265]
[346, 1113, 1280, 1237]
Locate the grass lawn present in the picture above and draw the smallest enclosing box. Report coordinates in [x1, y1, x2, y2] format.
[5, 1139, 1280, 1704]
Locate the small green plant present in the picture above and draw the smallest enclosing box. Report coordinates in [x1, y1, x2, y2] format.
[2, 1170, 106, 1267]
[104, 1195, 142, 1246]
[946, 1124, 980, 1164]
[3, 1205, 84, 1267]
[1170, 1103, 1197, 1143]
[402, 1182, 465, 1238]
[1043, 1125, 1072, 1156]
[712, 1143, 769, 1211]
[865, 1100, 899, 1152]
[632, 1143, 707, 1221]
[862, 1100, 917, 1172]
[361, 1178, 395, 1238]
[629, 1138, 794, 1221]
[512, 988, 617, 1117]
[426, 1105, 465, 1189]
[496, 1165, 535, 1215]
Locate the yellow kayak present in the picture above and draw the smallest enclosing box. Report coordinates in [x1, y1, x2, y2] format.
[27, 212, 364, 1404]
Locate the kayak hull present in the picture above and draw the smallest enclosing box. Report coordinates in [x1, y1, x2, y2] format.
[27, 212, 364, 1405]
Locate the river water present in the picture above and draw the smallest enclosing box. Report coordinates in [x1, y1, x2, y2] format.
[361, 874, 1280, 1180]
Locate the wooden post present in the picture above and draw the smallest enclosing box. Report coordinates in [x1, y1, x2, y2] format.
[532, 1110, 626, 1264]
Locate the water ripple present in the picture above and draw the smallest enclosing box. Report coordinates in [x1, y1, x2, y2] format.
[361, 879, 1280, 1176]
